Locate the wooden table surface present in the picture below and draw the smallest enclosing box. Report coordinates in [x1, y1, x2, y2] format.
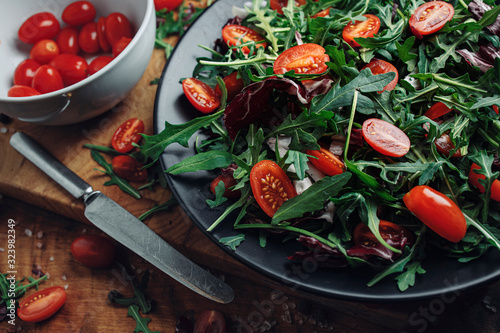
[1, 2, 500, 332]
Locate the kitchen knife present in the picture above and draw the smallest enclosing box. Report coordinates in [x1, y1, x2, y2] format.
[10, 131, 234, 304]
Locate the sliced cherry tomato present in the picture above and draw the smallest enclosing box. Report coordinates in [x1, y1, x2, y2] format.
[88, 56, 114, 75]
[424, 102, 453, 120]
[71, 234, 116, 268]
[250, 160, 297, 217]
[362, 118, 410, 157]
[79, 22, 100, 54]
[434, 132, 462, 158]
[273, 43, 330, 75]
[97, 17, 111, 52]
[111, 118, 145, 153]
[361, 58, 399, 92]
[49, 54, 88, 86]
[18, 12, 60, 44]
[342, 14, 380, 47]
[8, 85, 41, 97]
[210, 174, 240, 199]
[222, 24, 267, 54]
[312, 8, 331, 18]
[409, 1, 454, 39]
[215, 72, 245, 101]
[112, 37, 132, 57]
[56, 26, 80, 54]
[17, 286, 67, 323]
[13, 59, 41, 86]
[154, 0, 184, 11]
[403, 185, 467, 242]
[194, 310, 226, 333]
[182, 78, 221, 113]
[62, 1, 96, 26]
[306, 147, 345, 176]
[469, 163, 500, 202]
[105, 12, 133, 48]
[270, 0, 306, 14]
[112, 155, 147, 182]
[353, 220, 414, 248]
[29, 39, 60, 64]
[32, 65, 64, 94]
[493, 105, 499, 114]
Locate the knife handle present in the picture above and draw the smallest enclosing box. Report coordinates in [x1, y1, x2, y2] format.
[10, 132, 92, 200]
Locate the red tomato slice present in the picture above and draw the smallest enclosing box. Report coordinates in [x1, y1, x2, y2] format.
[469, 163, 500, 202]
[49, 54, 89, 86]
[32, 65, 64, 94]
[312, 8, 331, 18]
[193, 310, 226, 333]
[403, 185, 466, 242]
[71, 234, 116, 268]
[353, 220, 414, 248]
[18, 12, 60, 44]
[29, 39, 60, 64]
[56, 26, 80, 54]
[273, 43, 330, 75]
[409, 1, 454, 39]
[222, 24, 267, 54]
[342, 14, 381, 47]
[62, 1, 96, 26]
[14, 59, 41, 86]
[215, 72, 245, 101]
[154, 0, 184, 11]
[250, 160, 297, 217]
[361, 58, 399, 92]
[88, 56, 114, 75]
[306, 147, 345, 176]
[424, 102, 453, 120]
[434, 132, 462, 158]
[210, 173, 240, 199]
[17, 286, 67, 323]
[182, 78, 220, 113]
[112, 155, 147, 182]
[270, 0, 306, 14]
[8, 85, 41, 97]
[111, 118, 145, 153]
[362, 118, 410, 157]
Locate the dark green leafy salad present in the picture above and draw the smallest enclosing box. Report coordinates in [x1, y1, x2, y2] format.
[136, 0, 500, 291]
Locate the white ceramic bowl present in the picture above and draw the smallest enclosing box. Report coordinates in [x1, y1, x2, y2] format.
[0, 0, 156, 125]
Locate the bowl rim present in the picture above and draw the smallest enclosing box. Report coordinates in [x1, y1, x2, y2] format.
[0, 0, 155, 102]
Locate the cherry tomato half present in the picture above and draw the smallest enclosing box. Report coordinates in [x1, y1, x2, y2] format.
[29, 39, 60, 64]
[403, 185, 467, 242]
[62, 1, 96, 26]
[434, 132, 462, 158]
[362, 118, 411, 157]
[97, 17, 111, 52]
[250, 160, 297, 217]
[56, 26, 80, 54]
[353, 220, 414, 249]
[409, 1, 454, 39]
[154, 0, 184, 11]
[469, 163, 500, 202]
[13, 59, 41, 86]
[88, 56, 114, 75]
[112, 155, 148, 182]
[215, 72, 245, 102]
[194, 310, 226, 333]
[424, 102, 453, 120]
[105, 12, 133, 48]
[18, 12, 60, 44]
[270, 0, 306, 14]
[342, 14, 381, 47]
[222, 25, 267, 54]
[306, 147, 345, 176]
[71, 234, 116, 268]
[273, 43, 330, 75]
[111, 118, 145, 153]
[361, 58, 399, 92]
[32, 65, 64, 94]
[210, 173, 240, 199]
[8, 85, 41, 97]
[182, 78, 221, 113]
[17, 286, 67, 323]
[79, 21, 100, 54]
[312, 8, 331, 18]
[49, 54, 88, 86]
[112, 37, 132, 57]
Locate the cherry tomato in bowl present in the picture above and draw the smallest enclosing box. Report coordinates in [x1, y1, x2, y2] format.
[29, 39, 60, 64]
[182, 78, 220, 113]
[409, 1, 454, 39]
[71, 234, 116, 268]
[105, 12, 133, 48]
[13, 59, 41, 86]
[112, 37, 132, 57]
[362, 118, 410, 157]
[112, 155, 148, 182]
[342, 14, 380, 47]
[49, 54, 89, 86]
[56, 26, 80, 54]
[62, 1, 96, 26]
[79, 21, 101, 54]
[273, 43, 330, 75]
[88, 56, 114, 75]
[17, 286, 67, 323]
[18, 12, 60, 44]
[8, 85, 41, 97]
[111, 118, 145, 153]
[31, 65, 64, 94]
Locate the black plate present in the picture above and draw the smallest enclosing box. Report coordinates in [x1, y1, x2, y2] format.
[154, 0, 500, 302]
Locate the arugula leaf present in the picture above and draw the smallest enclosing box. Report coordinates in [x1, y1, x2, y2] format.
[285, 150, 310, 180]
[166, 150, 233, 175]
[207, 181, 228, 208]
[220, 234, 245, 251]
[395, 36, 418, 72]
[395, 261, 426, 292]
[127, 305, 160, 333]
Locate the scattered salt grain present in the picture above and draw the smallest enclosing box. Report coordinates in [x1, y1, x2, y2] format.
[45, 272, 50, 279]
[36, 231, 44, 239]
[36, 242, 43, 249]
[49, 256, 54, 261]
[64, 284, 69, 290]
[61, 275, 67, 281]
[24, 229, 32, 237]
[82, 228, 87, 233]
[0, 248, 4, 252]
[0, 127, 7, 134]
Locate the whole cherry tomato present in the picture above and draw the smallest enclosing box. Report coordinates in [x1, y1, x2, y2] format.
[8, 85, 41, 97]
[105, 12, 133, 48]
[71, 234, 116, 268]
[88, 56, 114, 75]
[469, 163, 500, 202]
[362, 118, 410, 157]
[250, 160, 297, 217]
[409, 1, 454, 39]
[79, 21, 100, 54]
[97, 17, 111, 52]
[29, 39, 60, 64]
[273, 43, 330, 75]
[112, 155, 148, 182]
[182, 78, 220, 113]
[13, 59, 41, 86]
[17, 286, 67, 322]
[111, 118, 145, 153]
[361, 58, 399, 92]
[32, 65, 64, 94]
[18, 12, 60, 44]
[342, 14, 381, 47]
[222, 25, 267, 54]
[56, 26, 80, 54]
[49, 54, 88, 86]
[270, 0, 306, 14]
[403, 185, 467, 242]
[112, 37, 132, 57]
[210, 173, 240, 199]
[306, 146, 345, 176]
[62, 1, 96, 26]
[154, 0, 184, 11]
[214, 72, 244, 102]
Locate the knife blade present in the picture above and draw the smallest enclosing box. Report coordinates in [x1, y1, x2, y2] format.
[10, 131, 234, 304]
